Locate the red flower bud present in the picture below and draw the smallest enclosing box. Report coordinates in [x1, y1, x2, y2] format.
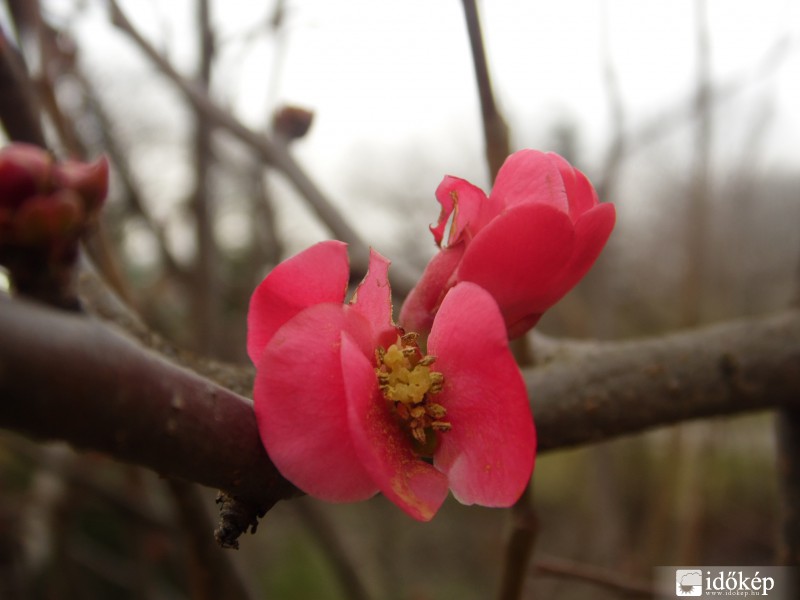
[54, 155, 110, 212]
[13, 190, 84, 245]
[0, 143, 53, 210]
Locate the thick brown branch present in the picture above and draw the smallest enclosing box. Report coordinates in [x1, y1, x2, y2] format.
[0, 296, 297, 510]
[2, 296, 799, 546]
[529, 310, 800, 452]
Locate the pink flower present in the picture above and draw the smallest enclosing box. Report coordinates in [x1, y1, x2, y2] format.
[399, 149, 616, 338]
[248, 241, 535, 521]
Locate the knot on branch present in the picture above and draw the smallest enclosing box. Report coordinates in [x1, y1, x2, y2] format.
[214, 492, 272, 550]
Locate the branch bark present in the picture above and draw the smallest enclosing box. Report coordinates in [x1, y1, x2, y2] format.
[0, 295, 297, 511]
[528, 310, 800, 452]
[2, 296, 799, 540]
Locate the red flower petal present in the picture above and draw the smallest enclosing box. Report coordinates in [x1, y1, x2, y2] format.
[398, 243, 464, 336]
[457, 203, 575, 332]
[491, 149, 569, 214]
[350, 248, 396, 346]
[342, 333, 449, 521]
[428, 283, 535, 506]
[247, 241, 349, 364]
[535, 201, 616, 309]
[431, 176, 487, 247]
[254, 303, 378, 502]
[548, 153, 598, 220]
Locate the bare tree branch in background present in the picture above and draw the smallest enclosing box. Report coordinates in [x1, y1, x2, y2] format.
[0, 26, 45, 145]
[190, 0, 220, 355]
[594, 0, 627, 205]
[105, 0, 419, 295]
[461, 0, 510, 182]
[622, 35, 790, 160]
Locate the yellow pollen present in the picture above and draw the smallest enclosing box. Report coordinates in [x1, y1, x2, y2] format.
[375, 333, 451, 456]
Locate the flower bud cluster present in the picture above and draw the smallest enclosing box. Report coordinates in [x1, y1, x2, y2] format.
[0, 143, 109, 305]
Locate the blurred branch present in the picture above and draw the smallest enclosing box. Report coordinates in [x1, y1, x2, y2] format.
[167, 480, 259, 600]
[105, 0, 418, 295]
[189, 0, 220, 355]
[623, 34, 790, 158]
[533, 555, 657, 598]
[292, 500, 374, 600]
[776, 411, 800, 566]
[496, 486, 538, 600]
[461, 0, 510, 181]
[0, 26, 45, 145]
[594, 0, 626, 203]
[6, 435, 174, 533]
[680, 0, 713, 327]
[73, 68, 190, 286]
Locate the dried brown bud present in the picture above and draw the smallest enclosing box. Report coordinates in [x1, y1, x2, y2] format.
[272, 105, 314, 141]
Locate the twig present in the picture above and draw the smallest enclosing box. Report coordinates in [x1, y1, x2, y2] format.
[73, 67, 191, 286]
[189, 0, 220, 355]
[624, 35, 790, 159]
[776, 412, 800, 566]
[105, 0, 418, 295]
[533, 555, 660, 598]
[0, 26, 45, 145]
[292, 500, 374, 600]
[167, 480, 259, 600]
[4, 434, 174, 532]
[460, 0, 510, 181]
[594, 0, 627, 204]
[496, 486, 538, 600]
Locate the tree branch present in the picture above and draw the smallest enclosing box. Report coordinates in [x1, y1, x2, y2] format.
[0, 25, 45, 145]
[461, 0, 510, 182]
[2, 294, 799, 546]
[528, 310, 800, 452]
[0, 295, 298, 512]
[104, 0, 418, 295]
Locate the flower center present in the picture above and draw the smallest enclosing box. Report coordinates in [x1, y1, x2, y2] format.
[375, 332, 450, 457]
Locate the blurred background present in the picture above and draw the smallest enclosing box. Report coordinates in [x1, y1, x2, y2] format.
[1, 0, 799, 598]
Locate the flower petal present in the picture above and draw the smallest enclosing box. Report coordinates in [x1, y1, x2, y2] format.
[547, 153, 599, 221]
[247, 241, 349, 364]
[535, 201, 616, 309]
[431, 175, 487, 247]
[456, 203, 575, 333]
[254, 303, 378, 502]
[350, 248, 396, 345]
[342, 333, 449, 521]
[491, 149, 569, 214]
[428, 283, 535, 507]
[397, 244, 464, 337]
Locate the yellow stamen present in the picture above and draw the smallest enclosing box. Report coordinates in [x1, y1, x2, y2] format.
[375, 333, 451, 456]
